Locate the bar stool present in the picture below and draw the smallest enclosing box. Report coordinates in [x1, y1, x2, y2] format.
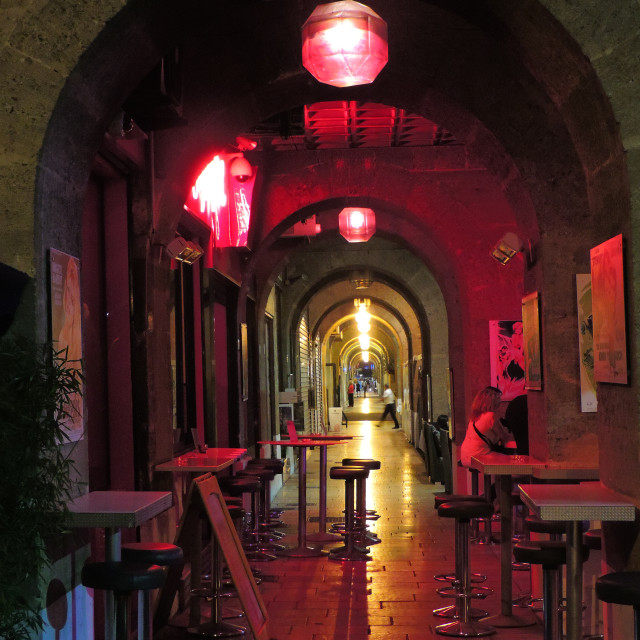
[328, 466, 371, 561]
[120, 542, 184, 639]
[596, 571, 640, 640]
[237, 466, 283, 544]
[81, 561, 167, 640]
[435, 500, 496, 637]
[218, 475, 276, 562]
[236, 466, 284, 551]
[433, 493, 488, 587]
[521, 516, 567, 611]
[583, 530, 604, 640]
[246, 458, 286, 529]
[514, 540, 589, 640]
[250, 458, 286, 519]
[340, 458, 381, 545]
[341, 457, 381, 520]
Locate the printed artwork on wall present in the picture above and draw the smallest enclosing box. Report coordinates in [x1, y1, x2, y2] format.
[590, 234, 628, 384]
[49, 248, 84, 441]
[522, 292, 542, 390]
[489, 320, 526, 401]
[576, 274, 597, 412]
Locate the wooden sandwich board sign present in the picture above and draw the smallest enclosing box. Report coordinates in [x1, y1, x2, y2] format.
[174, 472, 269, 640]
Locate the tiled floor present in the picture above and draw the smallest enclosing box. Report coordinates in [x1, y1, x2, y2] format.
[163, 397, 546, 639]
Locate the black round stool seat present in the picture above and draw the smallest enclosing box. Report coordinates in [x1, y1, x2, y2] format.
[438, 500, 494, 522]
[342, 458, 381, 470]
[248, 458, 284, 473]
[82, 561, 166, 593]
[434, 494, 488, 509]
[513, 540, 589, 568]
[331, 465, 369, 480]
[121, 542, 183, 567]
[584, 529, 602, 551]
[596, 571, 640, 606]
[238, 466, 275, 482]
[218, 475, 260, 496]
[226, 504, 246, 520]
[525, 515, 566, 536]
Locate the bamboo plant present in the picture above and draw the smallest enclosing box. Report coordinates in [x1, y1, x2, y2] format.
[0, 336, 82, 640]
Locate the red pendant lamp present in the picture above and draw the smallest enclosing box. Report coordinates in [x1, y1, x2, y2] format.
[339, 207, 376, 242]
[302, 1, 388, 88]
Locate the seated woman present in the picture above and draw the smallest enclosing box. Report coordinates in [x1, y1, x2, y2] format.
[460, 386, 516, 468]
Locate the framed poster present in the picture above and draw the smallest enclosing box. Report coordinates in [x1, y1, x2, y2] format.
[489, 320, 526, 401]
[522, 292, 542, 390]
[49, 249, 84, 441]
[576, 274, 597, 411]
[240, 322, 249, 400]
[590, 234, 628, 384]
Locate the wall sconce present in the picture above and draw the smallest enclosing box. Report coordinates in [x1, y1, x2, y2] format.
[301, 1, 388, 88]
[491, 232, 524, 265]
[166, 236, 204, 264]
[339, 207, 376, 242]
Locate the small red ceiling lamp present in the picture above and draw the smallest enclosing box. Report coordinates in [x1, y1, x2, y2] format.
[339, 207, 376, 242]
[301, 1, 388, 88]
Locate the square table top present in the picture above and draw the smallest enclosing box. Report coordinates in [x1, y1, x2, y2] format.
[65, 490, 173, 529]
[519, 482, 636, 522]
[470, 453, 546, 475]
[155, 448, 247, 473]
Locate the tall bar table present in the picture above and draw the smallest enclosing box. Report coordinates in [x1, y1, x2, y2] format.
[470, 453, 545, 627]
[65, 490, 173, 640]
[519, 482, 636, 640]
[298, 434, 354, 544]
[258, 439, 343, 557]
[155, 448, 247, 631]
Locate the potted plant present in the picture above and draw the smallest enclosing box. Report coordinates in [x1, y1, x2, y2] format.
[0, 336, 82, 640]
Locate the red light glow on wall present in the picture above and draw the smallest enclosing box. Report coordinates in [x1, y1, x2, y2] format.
[301, 1, 388, 88]
[339, 207, 376, 242]
[185, 154, 257, 251]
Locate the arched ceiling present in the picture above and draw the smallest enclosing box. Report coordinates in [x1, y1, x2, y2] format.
[36, 0, 623, 441]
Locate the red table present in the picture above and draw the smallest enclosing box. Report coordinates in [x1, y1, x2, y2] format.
[155, 448, 247, 516]
[259, 439, 344, 557]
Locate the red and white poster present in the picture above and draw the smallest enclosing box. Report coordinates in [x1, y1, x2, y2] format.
[49, 248, 84, 441]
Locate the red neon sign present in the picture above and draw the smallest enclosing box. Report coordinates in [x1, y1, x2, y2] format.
[185, 154, 257, 250]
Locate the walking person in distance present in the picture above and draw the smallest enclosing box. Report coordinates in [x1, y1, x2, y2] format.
[378, 383, 400, 429]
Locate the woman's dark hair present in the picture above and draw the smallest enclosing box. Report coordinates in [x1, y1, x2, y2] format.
[470, 386, 502, 421]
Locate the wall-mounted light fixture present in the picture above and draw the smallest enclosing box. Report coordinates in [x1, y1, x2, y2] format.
[301, 1, 388, 88]
[491, 232, 524, 265]
[339, 207, 376, 243]
[166, 236, 204, 264]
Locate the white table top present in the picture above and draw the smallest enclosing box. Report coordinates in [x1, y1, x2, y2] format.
[65, 490, 172, 529]
[470, 453, 546, 475]
[519, 482, 636, 522]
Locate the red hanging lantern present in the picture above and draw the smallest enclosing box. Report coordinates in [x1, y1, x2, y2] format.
[339, 207, 376, 242]
[301, 1, 388, 88]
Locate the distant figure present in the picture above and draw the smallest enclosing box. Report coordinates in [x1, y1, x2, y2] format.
[501, 394, 529, 455]
[355, 380, 361, 397]
[378, 383, 400, 429]
[348, 381, 355, 407]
